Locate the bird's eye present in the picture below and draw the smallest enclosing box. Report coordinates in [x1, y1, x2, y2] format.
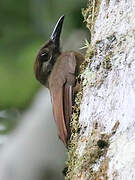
[41, 52, 48, 58]
[39, 52, 49, 62]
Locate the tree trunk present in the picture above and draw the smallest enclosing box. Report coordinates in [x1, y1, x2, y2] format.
[66, 0, 135, 179]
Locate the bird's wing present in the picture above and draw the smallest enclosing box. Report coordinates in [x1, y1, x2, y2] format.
[50, 52, 76, 146]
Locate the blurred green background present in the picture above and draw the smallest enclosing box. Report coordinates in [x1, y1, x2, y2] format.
[0, 1, 87, 179]
[0, 0, 88, 138]
[0, 0, 86, 110]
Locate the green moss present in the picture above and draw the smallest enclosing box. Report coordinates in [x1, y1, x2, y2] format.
[65, 7, 98, 178]
[82, 0, 101, 34]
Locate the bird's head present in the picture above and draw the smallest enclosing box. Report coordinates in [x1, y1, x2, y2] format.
[34, 15, 64, 86]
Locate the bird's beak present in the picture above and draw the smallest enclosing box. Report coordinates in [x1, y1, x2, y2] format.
[50, 15, 65, 47]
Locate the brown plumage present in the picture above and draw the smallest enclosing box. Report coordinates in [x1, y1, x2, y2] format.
[34, 16, 84, 146]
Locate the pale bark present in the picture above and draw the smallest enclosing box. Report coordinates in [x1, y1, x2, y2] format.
[66, 0, 135, 179]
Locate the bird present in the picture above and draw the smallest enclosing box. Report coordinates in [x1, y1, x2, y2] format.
[34, 15, 84, 146]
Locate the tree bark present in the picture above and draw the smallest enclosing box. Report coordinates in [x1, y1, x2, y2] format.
[66, 0, 135, 179]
